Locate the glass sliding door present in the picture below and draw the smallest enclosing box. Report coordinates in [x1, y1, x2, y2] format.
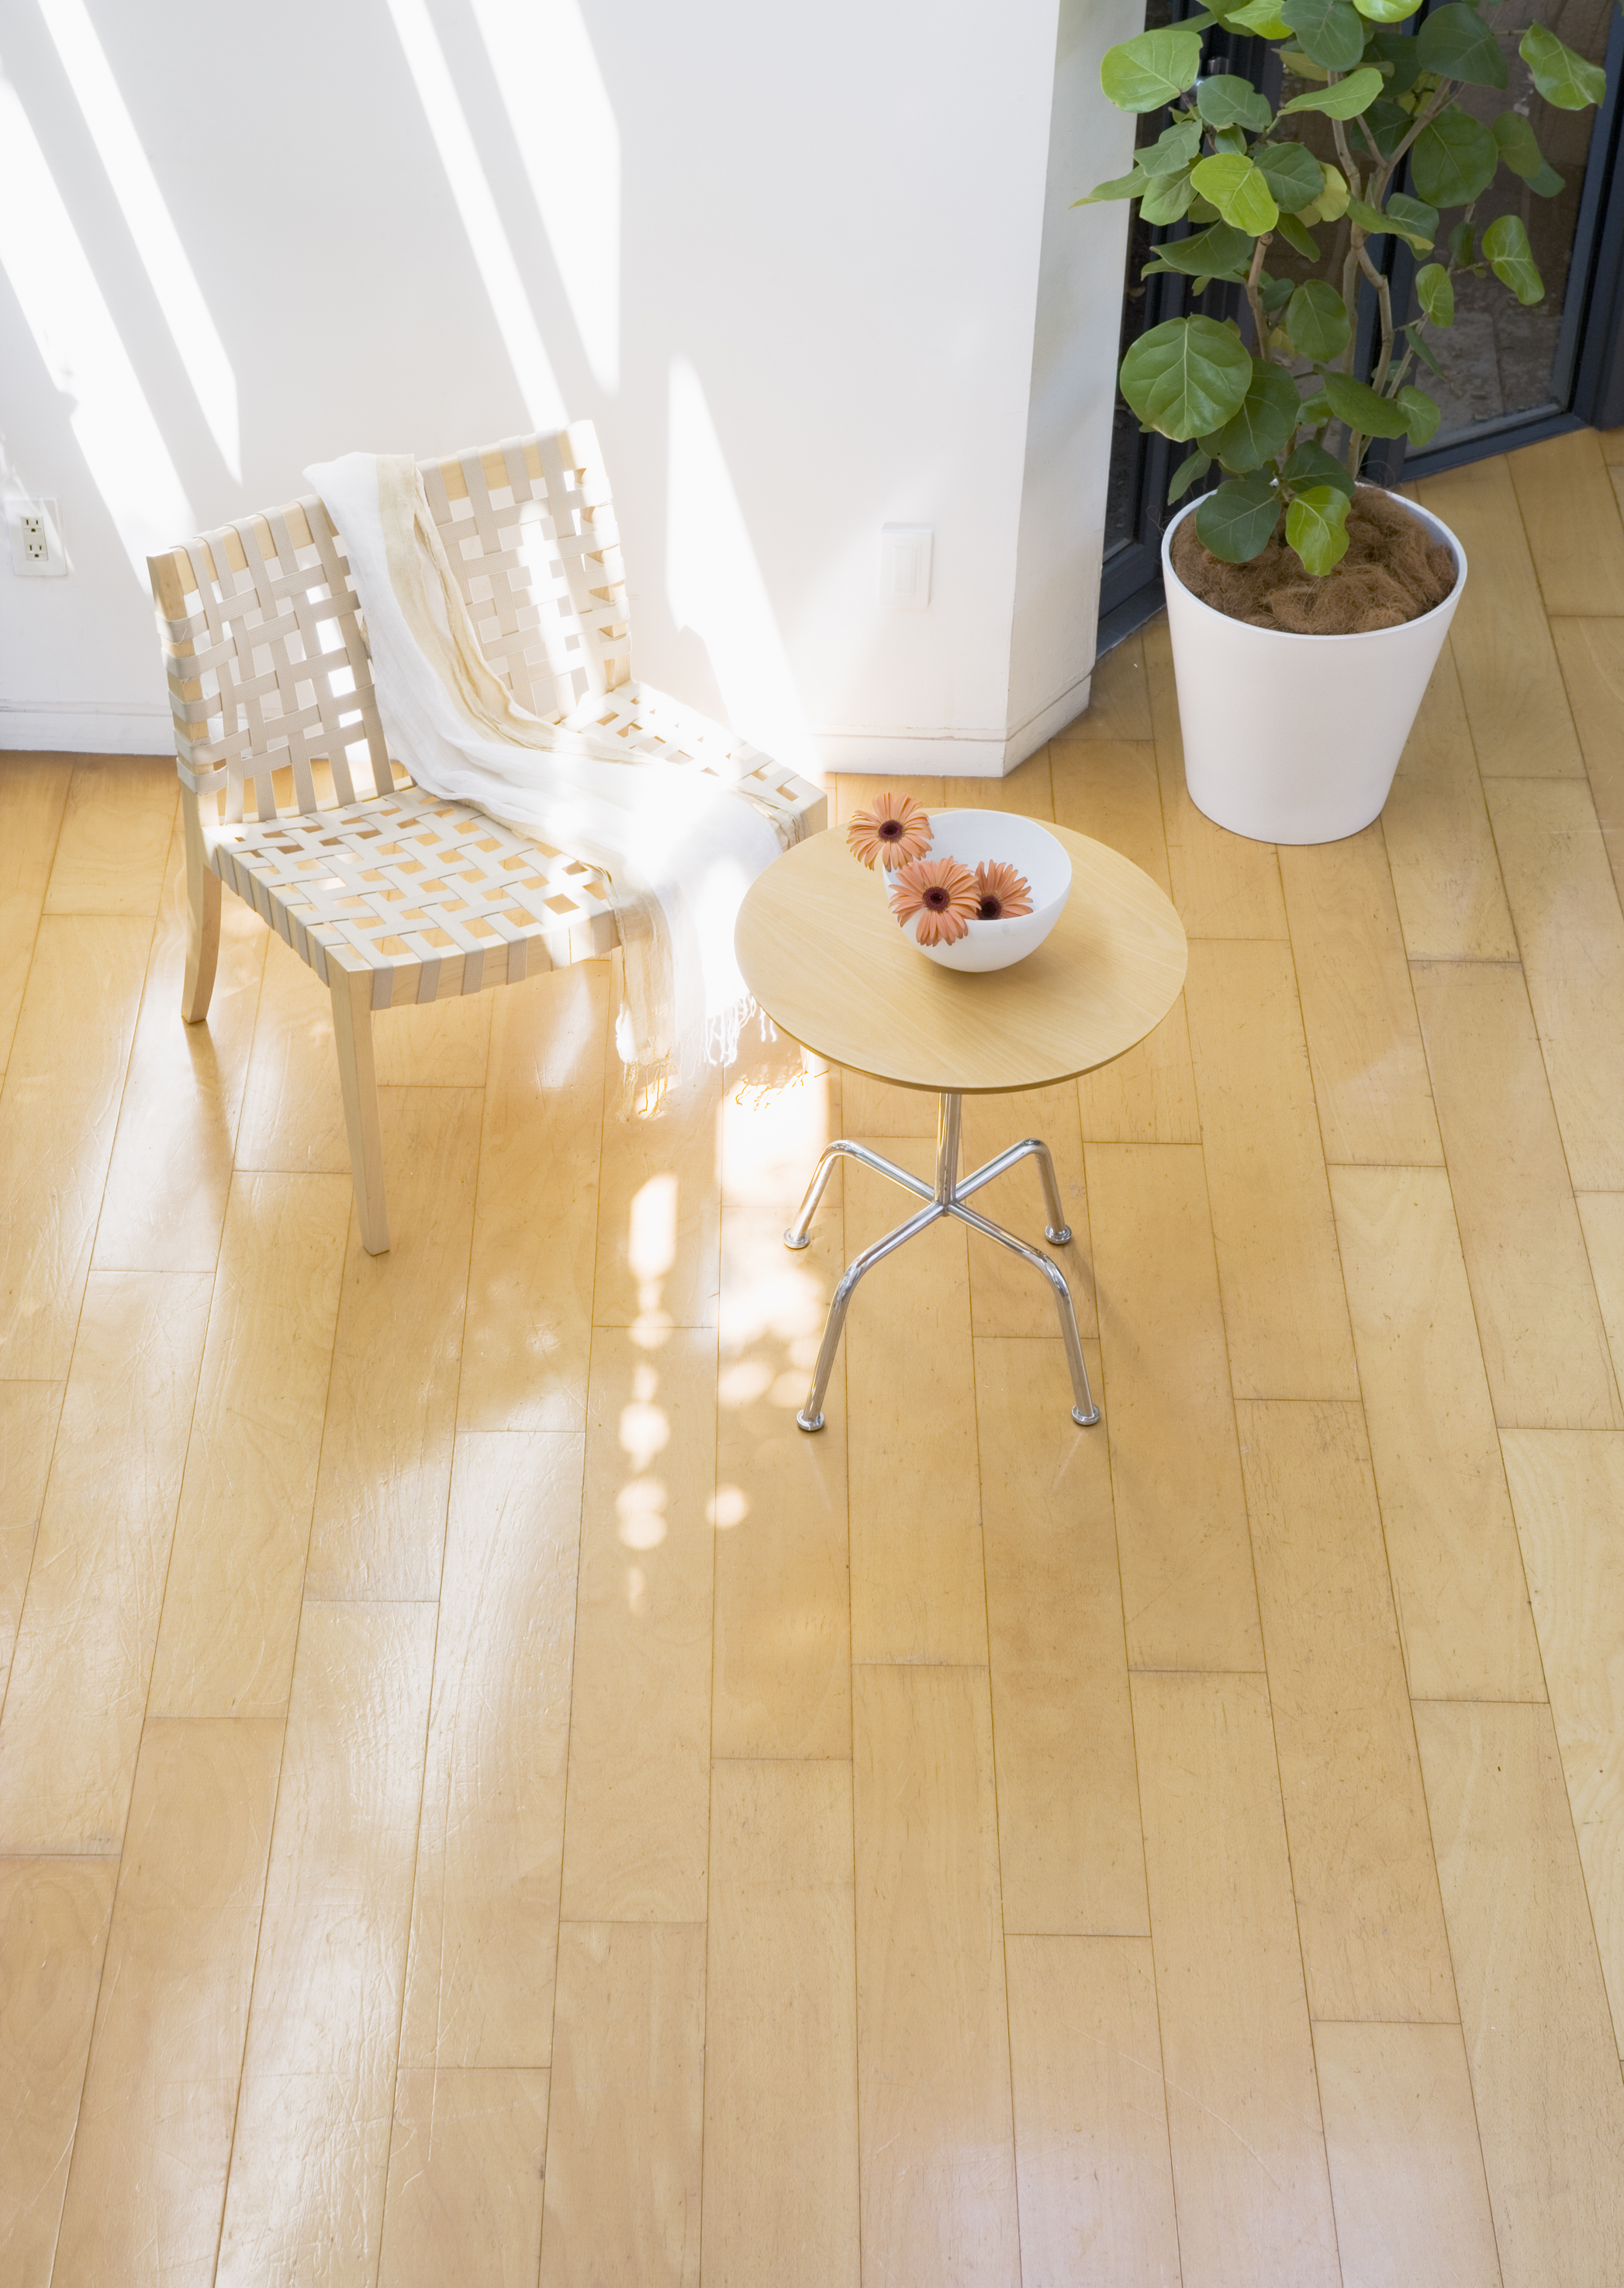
[1415, 0, 1620, 450]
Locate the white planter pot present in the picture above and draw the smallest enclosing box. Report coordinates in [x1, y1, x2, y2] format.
[1159, 489, 1467, 845]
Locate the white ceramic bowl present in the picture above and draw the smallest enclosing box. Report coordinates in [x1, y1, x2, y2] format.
[884, 808, 1071, 972]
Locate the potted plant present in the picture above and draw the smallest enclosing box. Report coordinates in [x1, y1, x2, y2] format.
[1083, 0, 1609, 842]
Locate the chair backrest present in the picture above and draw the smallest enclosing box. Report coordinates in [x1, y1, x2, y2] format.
[149, 421, 631, 824]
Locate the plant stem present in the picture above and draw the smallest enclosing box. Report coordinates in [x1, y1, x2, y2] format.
[1341, 235, 1363, 368]
[1374, 74, 1459, 191]
[1330, 108, 1364, 201]
[1246, 232, 1274, 362]
[1372, 266, 1396, 391]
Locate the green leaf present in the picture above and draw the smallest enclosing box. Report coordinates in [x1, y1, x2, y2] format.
[1519, 22, 1607, 110]
[1140, 170, 1197, 224]
[1139, 119, 1204, 175]
[1251, 139, 1326, 210]
[1323, 371, 1414, 437]
[1352, 0, 1421, 21]
[1141, 220, 1256, 279]
[1281, 0, 1366, 70]
[1482, 211, 1545, 303]
[1415, 261, 1455, 326]
[1403, 321, 1446, 375]
[1410, 109, 1499, 206]
[1196, 472, 1283, 562]
[1259, 275, 1295, 313]
[1275, 209, 1323, 257]
[1077, 171, 1145, 204]
[1197, 74, 1275, 130]
[1286, 486, 1353, 573]
[1211, 359, 1304, 470]
[1190, 153, 1281, 233]
[1390, 192, 1441, 240]
[1347, 192, 1436, 249]
[1317, 160, 1353, 217]
[1449, 219, 1475, 264]
[1367, 28, 1422, 93]
[1491, 110, 1545, 182]
[1396, 385, 1442, 448]
[1119, 315, 1255, 441]
[1224, 0, 1295, 33]
[1364, 95, 1415, 156]
[1101, 26, 1205, 112]
[1280, 67, 1387, 117]
[1489, 112, 1566, 196]
[1278, 45, 1331, 77]
[1284, 440, 1356, 498]
[1167, 451, 1213, 505]
[1416, 2, 1508, 88]
[1285, 278, 1353, 360]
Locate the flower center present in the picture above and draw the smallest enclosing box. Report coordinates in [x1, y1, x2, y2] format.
[878, 817, 904, 840]
[976, 896, 1003, 920]
[922, 884, 950, 908]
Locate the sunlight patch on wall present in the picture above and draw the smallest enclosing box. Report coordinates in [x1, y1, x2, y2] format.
[384, 0, 567, 432]
[38, 0, 240, 479]
[666, 356, 815, 773]
[469, 0, 620, 392]
[0, 64, 192, 579]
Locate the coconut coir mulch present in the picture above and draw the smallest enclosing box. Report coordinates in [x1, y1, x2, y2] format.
[1171, 486, 1456, 634]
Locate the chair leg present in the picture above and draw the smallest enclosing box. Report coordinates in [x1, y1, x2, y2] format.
[180, 790, 221, 1023]
[329, 963, 389, 1255]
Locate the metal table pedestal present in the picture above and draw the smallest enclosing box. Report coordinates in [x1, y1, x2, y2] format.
[783, 1088, 1101, 1433]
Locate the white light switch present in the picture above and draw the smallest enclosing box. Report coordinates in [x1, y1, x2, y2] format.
[7, 498, 66, 576]
[879, 524, 932, 610]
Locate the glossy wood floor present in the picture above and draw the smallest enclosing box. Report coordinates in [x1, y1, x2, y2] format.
[5, 432, 1624, 2286]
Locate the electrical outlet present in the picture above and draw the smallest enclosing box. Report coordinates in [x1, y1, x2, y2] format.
[879, 524, 932, 610]
[7, 498, 67, 576]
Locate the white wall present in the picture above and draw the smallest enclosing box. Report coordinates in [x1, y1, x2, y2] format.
[1009, 0, 1141, 755]
[0, 0, 1134, 775]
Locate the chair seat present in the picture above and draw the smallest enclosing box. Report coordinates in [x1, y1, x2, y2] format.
[208, 681, 821, 1010]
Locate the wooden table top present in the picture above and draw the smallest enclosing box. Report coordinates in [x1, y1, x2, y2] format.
[734, 820, 1188, 1094]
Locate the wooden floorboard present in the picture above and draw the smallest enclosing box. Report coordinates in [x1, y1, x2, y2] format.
[5, 438, 1624, 2284]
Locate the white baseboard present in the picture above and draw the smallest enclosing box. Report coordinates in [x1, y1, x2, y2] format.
[5, 669, 1101, 776]
[1004, 669, 1094, 765]
[0, 700, 171, 756]
[811, 667, 1094, 780]
[813, 728, 1007, 777]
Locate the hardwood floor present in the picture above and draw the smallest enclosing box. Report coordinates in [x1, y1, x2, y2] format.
[4, 437, 1624, 2284]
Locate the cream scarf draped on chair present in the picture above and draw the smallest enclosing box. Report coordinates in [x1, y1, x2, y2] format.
[305, 452, 790, 1107]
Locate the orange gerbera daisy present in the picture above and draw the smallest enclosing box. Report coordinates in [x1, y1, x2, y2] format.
[890, 855, 980, 946]
[973, 860, 1033, 920]
[846, 790, 932, 869]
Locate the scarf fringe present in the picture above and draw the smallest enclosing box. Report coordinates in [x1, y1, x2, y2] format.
[616, 992, 811, 1119]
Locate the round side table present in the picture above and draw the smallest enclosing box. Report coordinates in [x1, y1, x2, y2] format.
[734, 818, 1188, 1432]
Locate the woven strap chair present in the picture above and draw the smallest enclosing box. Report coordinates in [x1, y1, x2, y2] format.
[149, 422, 826, 1255]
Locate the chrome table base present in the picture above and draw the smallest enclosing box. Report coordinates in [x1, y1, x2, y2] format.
[784, 1090, 1101, 1433]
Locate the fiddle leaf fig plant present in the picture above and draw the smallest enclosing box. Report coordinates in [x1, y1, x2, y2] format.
[1080, 1, 1611, 574]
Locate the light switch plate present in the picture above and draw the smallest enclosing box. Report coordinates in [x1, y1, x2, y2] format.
[879, 524, 932, 610]
[7, 498, 67, 575]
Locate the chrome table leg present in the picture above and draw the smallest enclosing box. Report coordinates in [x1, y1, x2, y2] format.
[784, 1139, 933, 1250]
[787, 1089, 1100, 1430]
